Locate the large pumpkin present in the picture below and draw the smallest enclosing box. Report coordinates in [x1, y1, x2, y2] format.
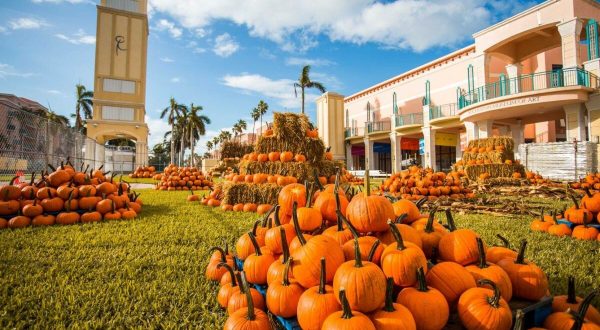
[369, 277, 416, 330]
[345, 192, 395, 233]
[551, 276, 600, 324]
[544, 291, 599, 330]
[497, 240, 548, 301]
[380, 220, 427, 287]
[465, 237, 513, 302]
[438, 209, 481, 266]
[278, 184, 307, 217]
[397, 267, 449, 330]
[457, 279, 512, 330]
[321, 289, 376, 330]
[223, 273, 270, 329]
[296, 258, 341, 330]
[266, 258, 304, 318]
[426, 261, 476, 307]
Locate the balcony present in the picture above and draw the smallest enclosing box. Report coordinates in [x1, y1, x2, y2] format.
[395, 113, 423, 128]
[429, 103, 457, 120]
[344, 127, 363, 139]
[366, 120, 391, 135]
[458, 67, 599, 109]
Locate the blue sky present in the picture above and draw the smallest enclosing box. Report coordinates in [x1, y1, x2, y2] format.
[0, 0, 540, 153]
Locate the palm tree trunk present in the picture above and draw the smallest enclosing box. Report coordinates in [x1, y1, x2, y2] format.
[180, 133, 185, 166]
[260, 116, 263, 136]
[301, 87, 305, 114]
[190, 127, 195, 167]
[252, 120, 256, 143]
[170, 122, 175, 165]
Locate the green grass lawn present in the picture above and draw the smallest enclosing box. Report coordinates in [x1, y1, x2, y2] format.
[116, 177, 158, 184]
[0, 189, 598, 328]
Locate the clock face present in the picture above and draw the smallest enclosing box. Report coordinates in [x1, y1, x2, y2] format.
[115, 35, 127, 55]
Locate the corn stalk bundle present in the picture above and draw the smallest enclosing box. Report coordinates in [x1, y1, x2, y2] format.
[239, 159, 340, 183]
[467, 136, 514, 152]
[464, 164, 525, 181]
[220, 141, 254, 160]
[220, 182, 282, 205]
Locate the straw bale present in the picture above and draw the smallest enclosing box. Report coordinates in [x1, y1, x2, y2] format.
[220, 182, 282, 205]
[239, 159, 340, 182]
[272, 112, 312, 139]
[467, 136, 514, 151]
[464, 164, 525, 181]
[254, 136, 325, 162]
[220, 141, 254, 160]
[462, 151, 514, 164]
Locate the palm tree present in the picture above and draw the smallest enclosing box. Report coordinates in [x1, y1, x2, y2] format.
[206, 140, 213, 152]
[177, 106, 189, 166]
[251, 107, 260, 143]
[257, 100, 268, 135]
[236, 119, 247, 142]
[160, 97, 183, 164]
[74, 84, 94, 132]
[231, 122, 240, 142]
[186, 103, 210, 166]
[294, 65, 326, 114]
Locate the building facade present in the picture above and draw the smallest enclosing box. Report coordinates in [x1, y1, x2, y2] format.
[318, 0, 600, 173]
[86, 0, 150, 169]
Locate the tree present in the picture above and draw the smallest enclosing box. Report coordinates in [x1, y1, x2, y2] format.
[185, 103, 210, 166]
[177, 106, 189, 166]
[160, 97, 183, 165]
[257, 100, 268, 135]
[235, 119, 247, 142]
[294, 65, 326, 114]
[251, 107, 260, 143]
[206, 140, 213, 152]
[74, 84, 93, 132]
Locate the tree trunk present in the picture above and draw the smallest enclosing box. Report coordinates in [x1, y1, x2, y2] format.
[260, 116, 263, 136]
[180, 132, 185, 166]
[190, 127, 194, 167]
[170, 122, 175, 165]
[301, 87, 305, 114]
[252, 120, 256, 143]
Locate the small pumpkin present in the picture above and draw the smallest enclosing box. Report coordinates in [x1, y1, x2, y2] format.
[486, 234, 518, 264]
[369, 277, 416, 330]
[296, 184, 323, 232]
[397, 267, 449, 330]
[572, 213, 599, 240]
[321, 288, 376, 330]
[266, 257, 304, 318]
[465, 237, 513, 302]
[457, 279, 512, 330]
[296, 257, 341, 330]
[438, 209, 481, 265]
[32, 213, 55, 226]
[544, 291, 600, 330]
[497, 240, 548, 301]
[217, 263, 239, 309]
[564, 194, 593, 225]
[243, 231, 275, 285]
[223, 272, 269, 328]
[8, 214, 31, 229]
[552, 276, 600, 324]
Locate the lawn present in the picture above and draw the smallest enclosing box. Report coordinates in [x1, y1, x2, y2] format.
[0, 189, 598, 328]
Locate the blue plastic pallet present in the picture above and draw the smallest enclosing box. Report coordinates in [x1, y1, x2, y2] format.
[510, 296, 553, 328]
[556, 218, 600, 230]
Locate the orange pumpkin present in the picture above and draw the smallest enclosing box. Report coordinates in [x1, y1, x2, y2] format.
[457, 279, 512, 330]
[397, 267, 449, 330]
[243, 232, 275, 285]
[296, 257, 341, 330]
[380, 220, 427, 287]
[438, 209, 481, 266]
[223, 272, 269, 327]
[321, 288, 376, 330]
[369, 277, 417, 330]
[465, 237, 513, 302]
[497, 240, 548, 301]
[552, 276, 600, 325]
[544, 291, 599, 330]
[266, 257, 304, 318]
[426, 261, 476, 307]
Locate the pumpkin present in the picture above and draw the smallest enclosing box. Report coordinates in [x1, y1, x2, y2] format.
[36, 186, 56, 199]
[313, 171, 349, 223]
[294, 154, 306, 162]
[243, 232, 275, 285]
[268, 151, 280, 162]
[186, 190, 199, 202]
[81, 209, 102, 223]
[414, 208, 447, 258]
[381, 220, 427, 287]
[291, 203, 345, 288]
[544, 291, 600, 330]
[120, 204, 137, 220]
[296, 257, 341, 330]
[103, 200, 122, 221]
[321, 288, 376, 330]
[32, 213, 55, 226]
[376, 216, 423, 248]
[296, 185, 323, 232]
[217, 263, 239, 308]
[223, 272, 269, 328]
[22, 199, 43, 218]
[256, 204, 272, 215]
[465, 237, 513, 302]
[530, 208, 555, 232]
[236, 221, 265, 260]
[206, 246, 233, 281]
[0, 199, 20, 216]
[264, 205, 295, 254]
[345, 191, 395, 233]
[8, 214, 31, 229]
[552, 276, 600, 324]
[266, 226, 292, 285]
[338, 211, 385, 264]
[486, 234, 518, 264]
[266, 257, 303, 318]
[0, 218, 6, 229]
[41, 197, 64, 213]
[564, 195, 593, 225]
[397, 267, 449, 330]
[370, 277, 416, 330]
[572, 213, 599, 240]
[457, 279, 512, 330]
[279, 151, 294, 162]
[278, 183, 306, 217]
[547, 223, 572, 237]
[47, 165, 71, 187]
[426, 261, 476, 307]
[581, 187, 600, 213]
[0, 176, 22, 200]
[391, 199, 421, 223]
[226, 271, 266, 315]
[242, 203, 257, 212]
[438, 209, 481, 265]
[56, 191, 80, 225]
[497, 240, 548, 301]
[232, 203, 244, 212]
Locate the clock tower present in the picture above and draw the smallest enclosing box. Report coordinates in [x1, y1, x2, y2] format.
[87, 0, 149, 168]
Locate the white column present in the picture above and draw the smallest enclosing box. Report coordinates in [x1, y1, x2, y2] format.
[505, 63, 523, 94]
[510, 120, 524, 160]
[464, 121, 478, 143]
[586, 94, 600, 143]
[95, 143, 105, 167]
[422, 127, 436, 171]
[364, 139, 375, 170]
[564, 103, 587, 141]
[345, 143, 354, 170]
[477, 120, 493, 138]
[455, 134, 463, 162]
[558, 18, 584, 68]
[390, 133, 402, 173]
[498, 126, 508, 136]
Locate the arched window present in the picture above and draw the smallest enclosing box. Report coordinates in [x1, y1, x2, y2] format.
[366, 102, 371, 123]
[345, 109, 349, 127]
[588, 19, 599, 60]
[392, 92, 398, 114]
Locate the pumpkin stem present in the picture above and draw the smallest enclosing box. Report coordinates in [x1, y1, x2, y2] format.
[29, 172, 36, 185]
[313, 169, 325, 191]
[570, 194, 580, 209]
[424, 207, 438, 233]
[395, 213, 408, 224]
[339, 288, 354, 319]
[240, 272, 256, 321]
[583, 212, 588, 227]
[513, 309, 525, 330]
[217, 263, 237, 287]
[379, 277, 396, 313]
[306, 182, 314, 208]
[584, 187, 593, 198]
[496, 234, 511, 248]
[336, 209, 359, 239]
[539, 207, 545, 222]
[252, 220, 261, 236]
[65, 190, 74, 212]
[367, 239, 381, 262]
[445, 208, 457, 231]
[209, 246, 227, 263]
[365, 169, 371, 196]
[429, 246, 439, 265]
[280, 226, 290, 264]
[292, 202, 306, 246]
[247, 232, 262, 256]
[515, 239, 527, 264]
[416, 267, 429, 292]
[282, 257, 292, 286]
[571, 291, 598, 330]
[415, 197, 428, 210]
[352, 238, 363, 268]
[567, 276, 577, 304]
[476, 237, 488, 269]
[261, 204, 277, 227]
[318, 257, 326, 295]
[273, 205, 282, 227]
[47, 164, 56, 172]
[387, 220, 406, 250]
[478, 279, 501, 308]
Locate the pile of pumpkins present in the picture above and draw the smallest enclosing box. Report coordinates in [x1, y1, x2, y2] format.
[154, 164, 213, 191]
[206, 173, 598, 330]
[0, 162, 143, 229]
[129, 165, 156, 178]
[380, 166, 475, 200]
[530, 193, 600, 241]
[571, 173, 600, 191]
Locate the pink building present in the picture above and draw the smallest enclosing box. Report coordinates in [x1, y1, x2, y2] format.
[317, 0, 600, 173]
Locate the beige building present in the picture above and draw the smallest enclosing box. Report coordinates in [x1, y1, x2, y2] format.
[318, 0, 600, 174]
[86, 0, 150, 169]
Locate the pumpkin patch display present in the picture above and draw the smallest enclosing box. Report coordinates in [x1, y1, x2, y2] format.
[155, 165, 213, 191]
[129, 165, 156, 178]
[454, 136, 525, 181]
[531, 194, 600, 240]
[380, 166, 473, 200]
[0, 163, 143, 230]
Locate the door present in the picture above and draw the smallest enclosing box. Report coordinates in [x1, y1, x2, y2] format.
[550, 64, 563, 88]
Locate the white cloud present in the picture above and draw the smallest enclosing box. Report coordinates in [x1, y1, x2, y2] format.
[154, 19, 182, 39]
[8, 18, 48, 30]
[148, 0, 527, 52]
[0, 26, 6, 34]
[160, 57, 174, 62]
[186, 41, 207, 54]
[0, 63, 35, 79]
[259, 48, 276, 60]
[145, 115, 172, 147]
[285, 57, 335, 67]
[222, 73, 318, 109]
[45, 89, 62, 94]
[170, 77, 180, 83]
[213, 33, 239, 57]
[55, 29, 95, 45]
[195, 28, 208, 38]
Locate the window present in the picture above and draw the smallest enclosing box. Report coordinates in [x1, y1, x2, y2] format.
[393, 92, 397, 114]
[366, 102, 371, 123]
[102, 106, 134, 121]
[105, 0, 140, 12]
[345, 109, 349, 127]
[103, 79, 135, 94]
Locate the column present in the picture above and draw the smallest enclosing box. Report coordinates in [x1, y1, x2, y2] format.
[422, 127, 436, 170]
[364, 138, 375, 170]
[464, 121, 478, 143]
[558, 18, 584, 68]
[135, 141, 147, 168]
[472, 53, 491, 88]
[390, 132, 402, 173]
[510, 120, 524, 160]
[95, 141, 105, 168]
[505, 63, 523, 94]
[455, 133, 463, 162]
[345, 143, 354, 170]
[476, 120, 493, 138]
[497, 126, 508, 136]
[564, 103, 587, 141]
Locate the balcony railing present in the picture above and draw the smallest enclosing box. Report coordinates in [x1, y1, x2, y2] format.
[366, 121, 391, 134]
[458, 67, 599, 109]
[395, 113, 423, 127]
[430, 103, 457, 120]
[344, 127, 362, 138]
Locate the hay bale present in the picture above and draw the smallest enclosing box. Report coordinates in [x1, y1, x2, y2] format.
[464, 164, 525, 181]
[255, 136, 325, 162]
[239, 160, 340, 182]
[220, 182, 282, 205]
[220, 141, 254, 160]
[462, 151, 514, 164]
[272, 112, 312, 139]
[467, 136, 514, 152]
